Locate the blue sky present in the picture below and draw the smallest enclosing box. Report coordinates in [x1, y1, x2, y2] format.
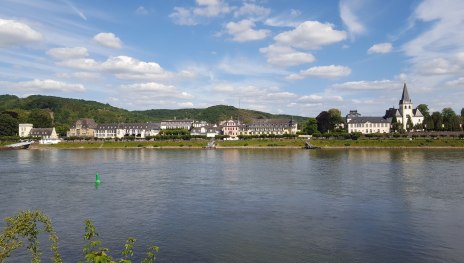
[1, 0, 463, 117]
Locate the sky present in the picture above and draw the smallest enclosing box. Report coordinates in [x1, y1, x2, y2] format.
[1, 0, 464, 117]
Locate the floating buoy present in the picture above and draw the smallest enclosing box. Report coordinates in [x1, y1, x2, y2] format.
[95, 172, 101, 184]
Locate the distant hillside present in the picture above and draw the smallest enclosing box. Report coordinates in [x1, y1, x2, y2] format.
[0, 95, 307, 126]
[136, 105, 306, 123]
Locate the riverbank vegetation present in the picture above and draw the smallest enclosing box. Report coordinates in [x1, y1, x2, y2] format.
[0, 210, 158, 263]
[31, 135, 464, 149]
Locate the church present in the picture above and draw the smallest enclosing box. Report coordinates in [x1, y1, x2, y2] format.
[346, 83, 424, 133]
[384, 83, 424, 130]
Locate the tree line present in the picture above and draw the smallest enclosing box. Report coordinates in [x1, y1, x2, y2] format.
[300, 105, 464, 135]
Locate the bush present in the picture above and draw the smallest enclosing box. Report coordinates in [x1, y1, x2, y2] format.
[0, 210, 159, 262]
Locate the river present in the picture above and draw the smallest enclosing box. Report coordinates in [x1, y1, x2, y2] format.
[1, 149, 463, 262]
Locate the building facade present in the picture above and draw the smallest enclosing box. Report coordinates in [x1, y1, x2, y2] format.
[67, 118, 98, 137]
[19, 123, 33, 137]
[347, 117, 391, 134]
[241, 119, 298, 136]
[95, 122, 160, 139]
[160, 120, 193, 130]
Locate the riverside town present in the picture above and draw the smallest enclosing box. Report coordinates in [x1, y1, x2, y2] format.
[3, 83, 464, 148]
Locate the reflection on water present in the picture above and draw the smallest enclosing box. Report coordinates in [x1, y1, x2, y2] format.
[0, 149, 464, 262]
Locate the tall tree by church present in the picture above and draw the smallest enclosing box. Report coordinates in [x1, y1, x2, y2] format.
[441, 108, 460, 131]
[303, 118, 318, 135]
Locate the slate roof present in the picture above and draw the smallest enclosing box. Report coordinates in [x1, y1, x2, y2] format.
[348, 117, 391, 124]
[247, 119, 295, 128]
[30, 128, 53, 136]
[72, 118, 97, 129]
[399, 83, 411, 104]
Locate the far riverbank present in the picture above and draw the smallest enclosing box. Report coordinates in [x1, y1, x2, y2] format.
[25, 138, 464, 149]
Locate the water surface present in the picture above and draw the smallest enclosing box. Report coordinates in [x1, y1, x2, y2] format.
[1, 149, 463, 262]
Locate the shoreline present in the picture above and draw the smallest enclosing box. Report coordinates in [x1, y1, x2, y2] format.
[29, 145, 464, 150]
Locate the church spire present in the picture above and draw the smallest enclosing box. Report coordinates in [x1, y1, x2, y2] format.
[399, 83, 411, 104]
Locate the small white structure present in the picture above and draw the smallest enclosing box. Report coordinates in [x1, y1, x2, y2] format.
[19, 124, 33, 137]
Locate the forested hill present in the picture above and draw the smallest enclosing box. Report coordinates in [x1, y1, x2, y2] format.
[0, 94, 306, 126]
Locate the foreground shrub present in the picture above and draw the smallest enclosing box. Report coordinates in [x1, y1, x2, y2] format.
[0, 210, 158, 263]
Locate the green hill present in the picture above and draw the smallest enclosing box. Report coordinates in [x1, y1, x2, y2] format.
[0, 94, 307, 127]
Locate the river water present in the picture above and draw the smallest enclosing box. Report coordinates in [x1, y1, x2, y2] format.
[1, 149, 464, 262]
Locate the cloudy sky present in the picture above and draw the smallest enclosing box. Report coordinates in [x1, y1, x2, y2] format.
[1, 0, 463, 117]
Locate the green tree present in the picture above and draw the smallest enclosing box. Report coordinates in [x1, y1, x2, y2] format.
[28, 109, 53, 128]
[461, 107, 464, 117]
[431, 111, 443, 131]
[442, 107, 457, 131]
[417, 104, 430, 118]
[391, 116, 400, 132]
[0, 113, 19, 136]
[328, 108, 344, 131]
[303, 118, 318, 135]
[406, 115, 414, 132]
[316, 111, 330, 133]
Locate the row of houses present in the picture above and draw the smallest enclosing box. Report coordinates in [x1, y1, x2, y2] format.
[65, 118, 298, 140]
[18, 123, 59, 144]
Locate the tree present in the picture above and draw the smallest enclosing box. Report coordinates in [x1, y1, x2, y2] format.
[431, 111, 443, 131]
[417, 104, 430, 119]
[391, 116, 400, 132]
[303, 118, 318, 135]
[0, 113, 19, 136]
[328, 108, 344, 131]
[442, 107, 457, 131]
[406, 115, 414, 132]
[461, 107, 464, 117]
[316, 111, 330, 133]
[27, 109, 53, 128]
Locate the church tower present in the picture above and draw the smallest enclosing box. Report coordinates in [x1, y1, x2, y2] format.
[398, 83, 413, 130]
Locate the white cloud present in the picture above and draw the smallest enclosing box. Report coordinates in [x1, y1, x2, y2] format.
[57, 58, 100, 71]
[234, 3, 271, 19]
[331, 80, 401, 91]
[170, 0, 231, 25]
[274, 21, 347, 50]
[0, 19, 42, 48]
[57, 71, 101, 80]
[101, 56, 172, 80]
[287, 65, 351, 80]
[2, 79, 85, 92]
[403, 0, 464, 81]
[135, 6, 149, 15]
[122, 82, 193, 99]
[93, 32, 123, 49]
[446, 77, 464, 86]
[47, 47, 88, 60]
[298, 94, 343, 102]
[225, 19, 270, 42]
[339, 0, 366, 39]
[218, 56, 289, 76]
[259, 44, 315, 67]
[368, 43, 393, 54]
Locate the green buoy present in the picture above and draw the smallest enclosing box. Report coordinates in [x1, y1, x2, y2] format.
[95, 172, 101, 184]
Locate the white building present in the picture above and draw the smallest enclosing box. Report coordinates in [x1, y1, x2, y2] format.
[19, 123, 33, 137]
[95, 123, 160, 139]
[347, 117, 391, 134]
[160, 119, 193, 130]
[384, 83, 424, 130]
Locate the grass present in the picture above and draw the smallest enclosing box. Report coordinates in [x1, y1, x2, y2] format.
[30, 137, 464, 149]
